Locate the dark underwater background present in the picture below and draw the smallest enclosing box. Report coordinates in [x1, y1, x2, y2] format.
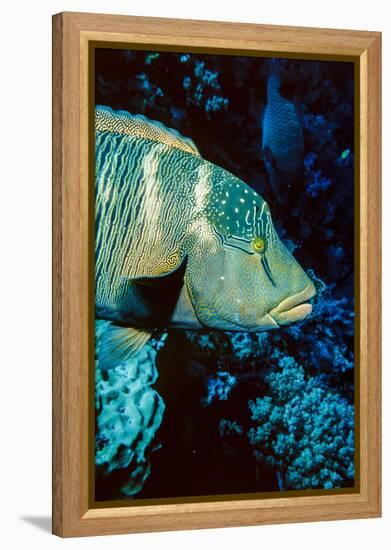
[94, 48, 355, 501]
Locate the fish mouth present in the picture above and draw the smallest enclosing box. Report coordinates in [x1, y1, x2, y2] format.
[269, 282, 316, 326]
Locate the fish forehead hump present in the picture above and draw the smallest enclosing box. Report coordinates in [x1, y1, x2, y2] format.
[204, 165, 272, 242]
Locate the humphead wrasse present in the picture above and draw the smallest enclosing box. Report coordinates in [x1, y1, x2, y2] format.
[262, 59, 304, 206]
[95, 105, 315, 370]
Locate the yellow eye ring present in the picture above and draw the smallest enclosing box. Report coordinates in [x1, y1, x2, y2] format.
[252, 236, 266, 254]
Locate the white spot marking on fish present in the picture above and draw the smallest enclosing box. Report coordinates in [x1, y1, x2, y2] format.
[252, 205, 257, 229]
[245, 210, 251, 225]
[259, 203, 267, 234]
[259, 202, 266, 220]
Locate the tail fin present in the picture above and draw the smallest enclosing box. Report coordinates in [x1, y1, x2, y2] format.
[267, 59, 281, 97]
[269, 58, 281, 78]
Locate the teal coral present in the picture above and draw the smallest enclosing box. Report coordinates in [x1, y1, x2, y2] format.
[203, 372, 237, 406]
[248, 355, 354, 490]
[95, 321, 165, 497]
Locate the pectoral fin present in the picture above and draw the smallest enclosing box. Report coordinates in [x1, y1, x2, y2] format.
[98, 322, 152, 370]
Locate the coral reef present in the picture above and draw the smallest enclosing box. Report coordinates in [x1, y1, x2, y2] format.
[248, 355, 354, 490]
[203, 372, 237, 407]
[95, 321, 165, 497]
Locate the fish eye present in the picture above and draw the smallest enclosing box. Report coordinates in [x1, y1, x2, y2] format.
[252, 236, 267, 254]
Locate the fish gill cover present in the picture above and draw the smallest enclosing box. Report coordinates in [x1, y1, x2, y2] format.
[94, 50, 355, 500]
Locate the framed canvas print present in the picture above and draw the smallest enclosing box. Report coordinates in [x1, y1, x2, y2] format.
[52, 12, 381, 537]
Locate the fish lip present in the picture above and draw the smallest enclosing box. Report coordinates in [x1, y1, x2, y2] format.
[269, 282, 316, 326]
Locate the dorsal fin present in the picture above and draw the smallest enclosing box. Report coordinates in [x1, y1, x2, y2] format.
[96, 105, 201, 157]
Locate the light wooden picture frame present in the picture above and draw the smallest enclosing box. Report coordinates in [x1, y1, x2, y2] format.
[52, 11, 381, 537]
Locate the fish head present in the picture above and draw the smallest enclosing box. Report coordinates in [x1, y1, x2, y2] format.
[184, 167, 315, 332]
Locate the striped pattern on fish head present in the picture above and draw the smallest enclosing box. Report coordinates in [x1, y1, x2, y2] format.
[181, 164, 315, 331]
